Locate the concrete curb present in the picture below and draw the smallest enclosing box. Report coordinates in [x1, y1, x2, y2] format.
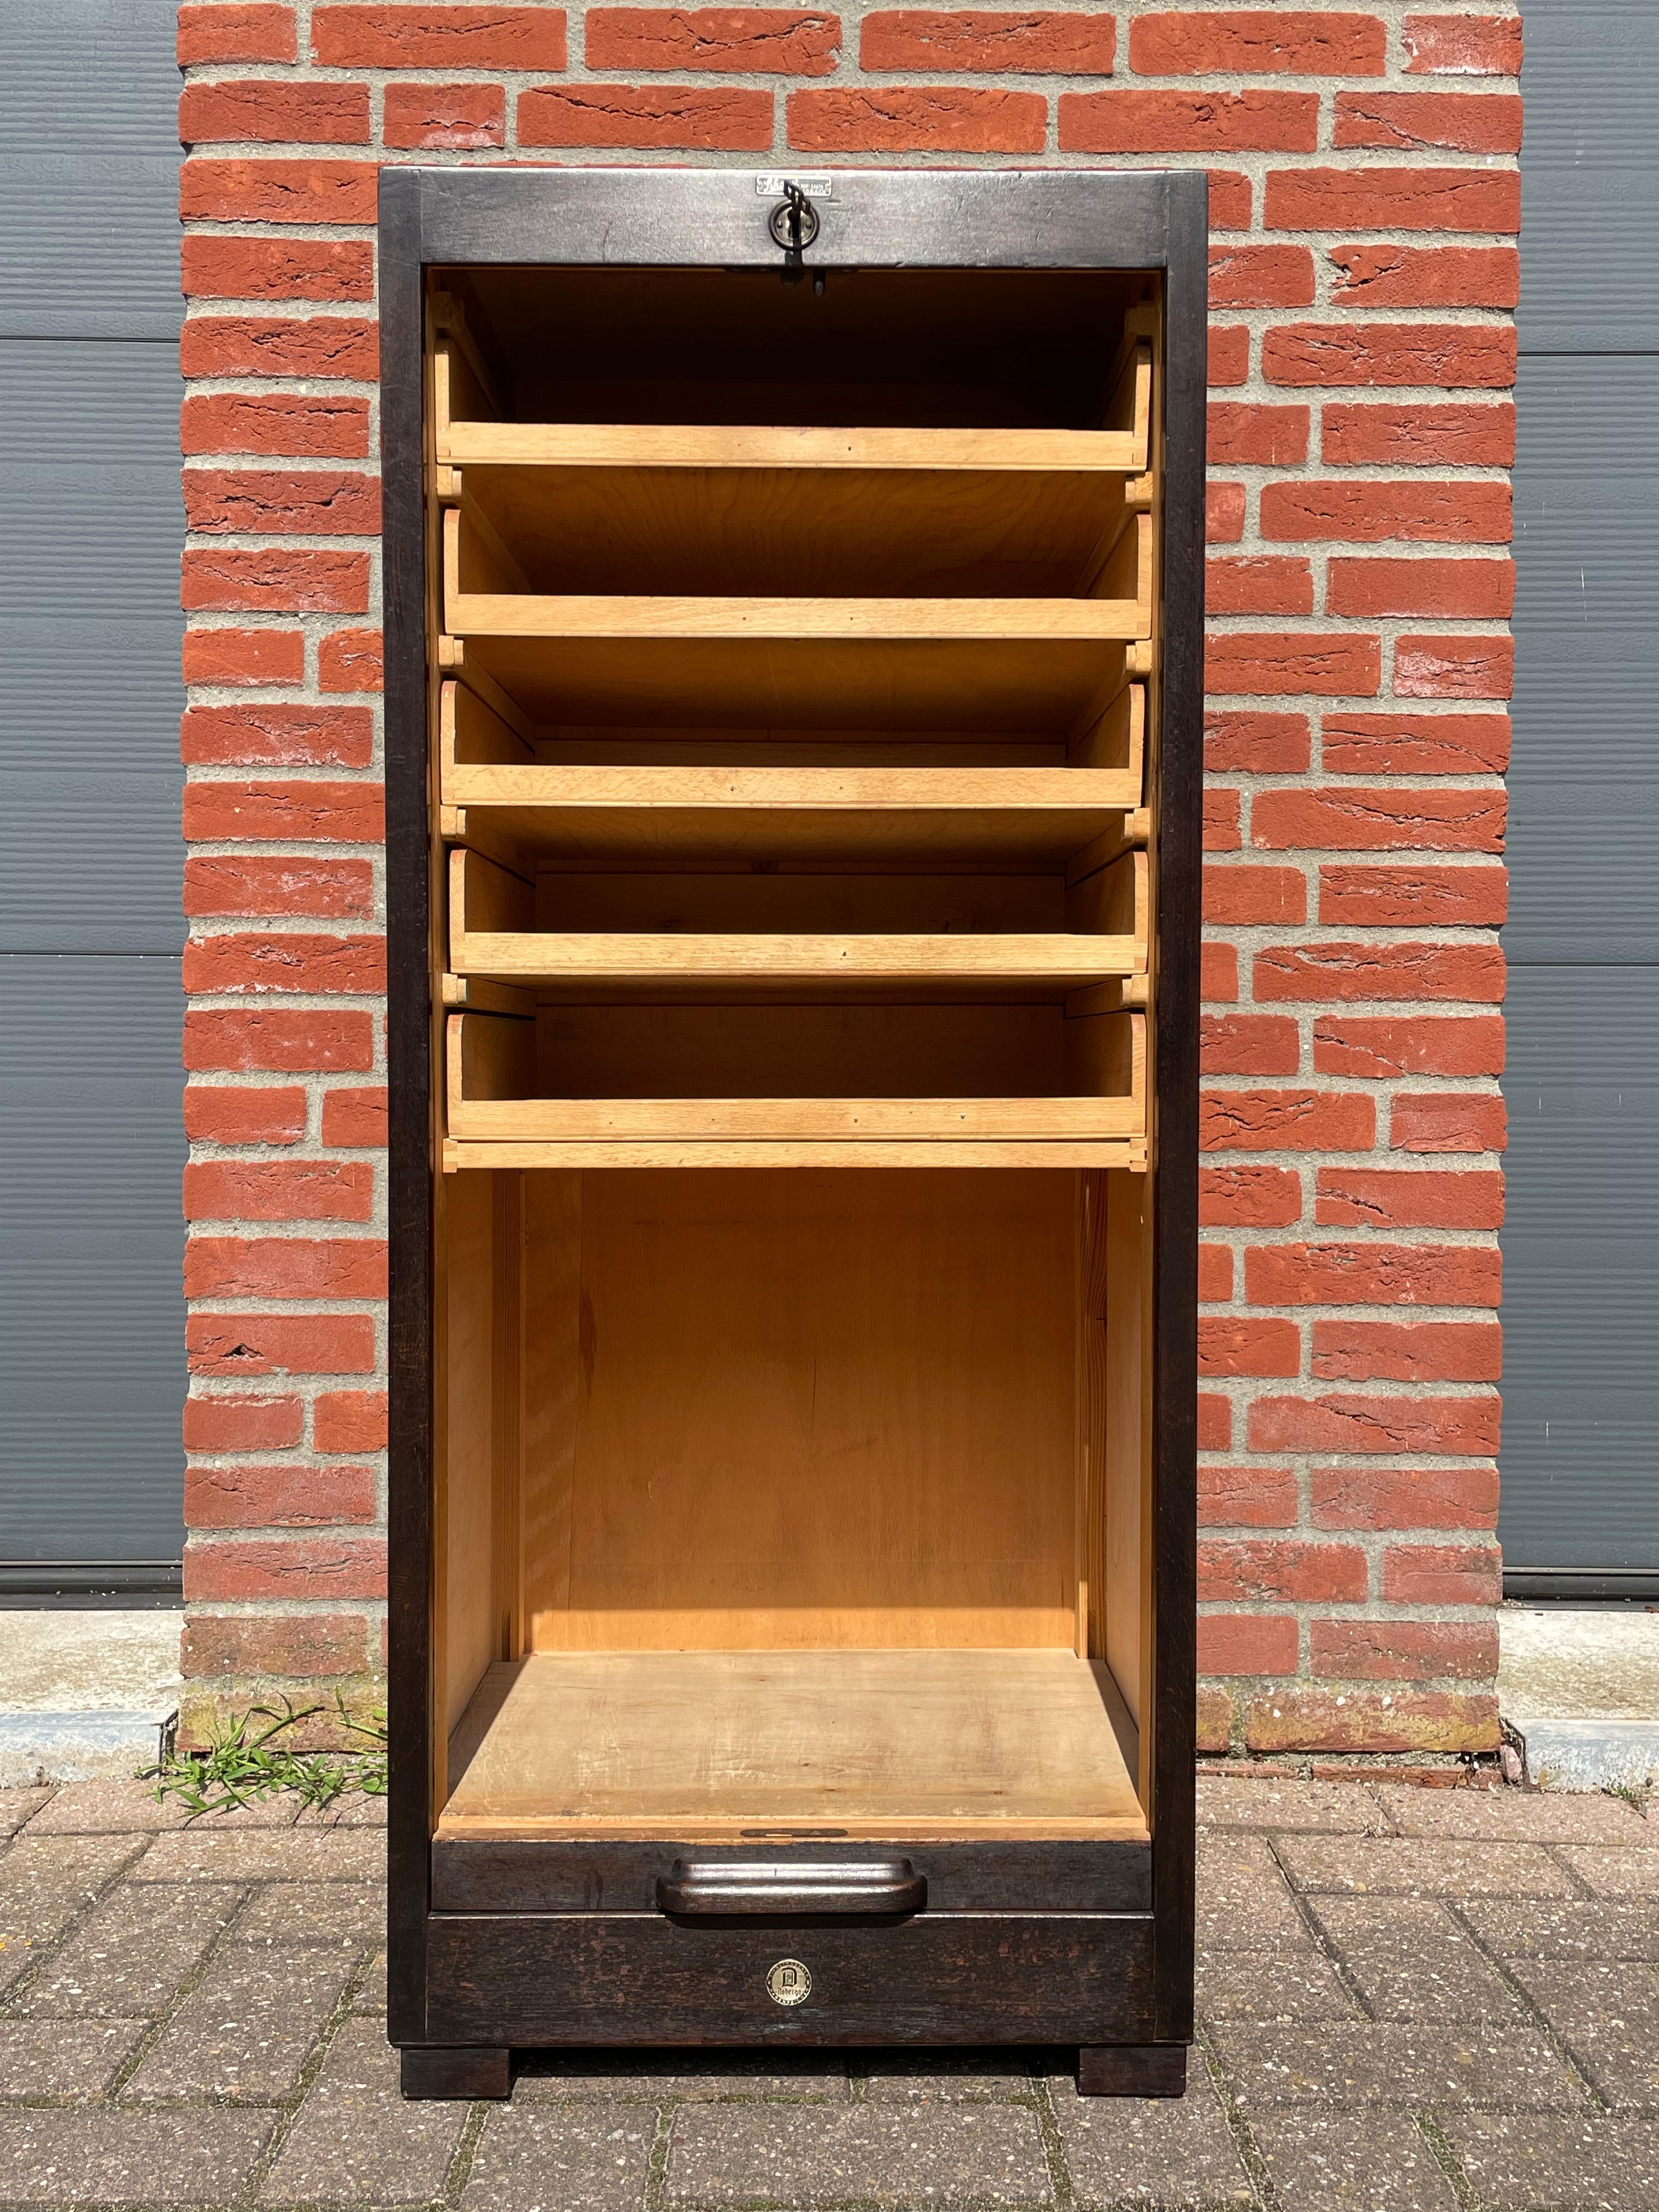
[0, 1707, 177, 1787]
[1509, 1713, 1659, 1794]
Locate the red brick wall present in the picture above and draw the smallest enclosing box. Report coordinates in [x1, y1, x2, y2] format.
[176, 3, 1518, 1756]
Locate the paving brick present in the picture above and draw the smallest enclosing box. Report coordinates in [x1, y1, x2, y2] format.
[261, 2016, 466, 2202]
[859, 2051, 1039, 2097]
[1440, 2111, 1659, 2212]
[0, 2019, 147, 2098]
[127, 1946, 353, 2099]
[1195, 1833, 1304, 1946]
[1307, 1896, 1523, 2019]
[293, 1789, 388, 1828]
[1559, 1847, 1659, 1899]
[665, 2100, 1051, 2203]
[132, 1828, 383, 1883]
[1252, 2111, 1459, 2210]
[1209, 2018, 1586, 2108]
[1049, 2064, 1253, 2205]
[463, 2101, 654, 2212]
[0, 1836, 147, 1989]
[1511, 1960, 1659, 2108]
[1198, 1778, 1392, 1834]
[234, 1880, 383, 1945]
[14, 1883, 244, 2018]
[1275, 1836, 1577, 1898]
[516, 2050, 849, 2098]
[1376, 1784, 1651, 1844]
[0, 2111, 272, 2203]
[23, 1779, 297, 1835]
[1196, 1937, 1355, 2022]
[1459, 1898, 1659, 1961]
[0, 1787, 52, 1838]
[351, 1945, 386, 2012]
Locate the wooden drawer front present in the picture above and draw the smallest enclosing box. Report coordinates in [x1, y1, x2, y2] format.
[431, 1838, 1151, 1917]
[424, 1912, 1155, 2047]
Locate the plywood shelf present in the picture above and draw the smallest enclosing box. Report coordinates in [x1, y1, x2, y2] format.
[438, 1649, 1149, 1843]
[437, 421, 1149, 475]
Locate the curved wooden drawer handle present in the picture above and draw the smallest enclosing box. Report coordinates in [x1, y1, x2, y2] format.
[656, 1859, 927, 1916]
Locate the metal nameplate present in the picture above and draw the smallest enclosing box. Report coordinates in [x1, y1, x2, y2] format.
[756, 175, 833, 198]
[765, 1958, 813, 2007]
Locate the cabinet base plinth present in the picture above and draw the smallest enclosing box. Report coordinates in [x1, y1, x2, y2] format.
[1077, 2044, 1188, 2098]
[400, 2046, 512, 2101]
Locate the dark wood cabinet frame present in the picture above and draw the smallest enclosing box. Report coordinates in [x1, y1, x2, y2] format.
[380, 164, 1204, 2095]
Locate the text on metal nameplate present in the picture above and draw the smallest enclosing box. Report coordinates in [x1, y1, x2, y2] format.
[756, 175, 833, 198]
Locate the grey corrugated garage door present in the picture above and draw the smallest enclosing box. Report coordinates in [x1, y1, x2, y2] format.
[0, 0, 185, 1592]
[1502, 0, 1659, 1590]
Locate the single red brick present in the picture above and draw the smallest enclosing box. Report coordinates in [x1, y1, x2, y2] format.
[184, 1160, 375, 1223]
[312, 4, 568, 65]
[1318, 864, 1508, 928]
[1316, 1166, 1504, 1232]
[181, 235, 375, 302]
[318, 629, 383, 693]
[186, 1461, 377, 1530]
[527, 81, 778, 146]
[1396, 635, 1515, 701]
[1208, 171, 1252, 230]
[1205, 864, 1306, 925]
[182, 548, 371, 614]
[181, 703, 374, 768]
[1198, 1464, 1297, 1529]
[383, 81, 505, 147]
[1323, 401, 1514, 469]
[184, 470, 381, 538]
[1197, 1395, 1233, 1451]
[179, 159, 379, 225]
[182, 628, 305, 688]
[1198, 1244, 1234, 1301]
[321, 1087, 388, 1146]
[1199, 1615, 1300, 1677]
[1312, 1321, 1503, 1387]
[182, 314, 379, 379]
[1327, 558, 1514, 621]
[1252, 786, 1504, 853]
[1201, 1014, 1301, 1076]
[1265, 166, 1520, 235]
[183, 1392, 303, 1452]
[1209, 244, 1315, 310]
[183, 1007, 375, 1074]
[1059, 88, 1317, 154]
[1206, 482, 1246, 541]
[184, 1236, 388, 1301]
[187, 1312, 379, 1379]
[183, 1085, 308, 1146]
[179, 4, 297, 64]
[1200, 1316, 1301, 1378]
[786, 85, 1043, 150]
[1334, 89, 1521, 153]
[1311, 1618, 1499, 1683]
[314, 1389, 388, 1453]
[1253, 941, 1504, 1005]
[1245, 1240, 1502, 1309]
[1247, 1686, 1498, 1754]
[1207, 402, 1310, 466]
[1250, 1392, 1499, 1456]
[184, 856, 375, 921]
[1204, 788, 1242, 853]
[1208, 328, 1250, 387]
[1130, 10, 1385, 74]
[1383, 1542, 1503, 1606]
[182, 781, 385, 843]
[1195, 1684, 1233, 1753]
[592, 7, 842, 71]
[1322, 711, 1510, 776]
[183, 1611, 368, 1680]
[1200, 1164, 1304, 1228]
[182, 932, 386, 994]
[1390, 1091, 1508, 1154]
[1200, 1538, 1368, 1605]
[1201, 1090, 1375, 1153]
[1204, 712, 1311, 777]
[179, 79, 370, 145]
[1207, 556, 1314, 617]
[1330, 243, 1519, 310]
[1202, 941, 1239, 1003]
[1206, 633, 1381, 697]
[1403, 14, 1522, 76]
[1314, 1014, 1505, 1080]
[182, 394, 371, 461]
[1260, 478, 1511, 543]
[184, 1536, 387, 1602]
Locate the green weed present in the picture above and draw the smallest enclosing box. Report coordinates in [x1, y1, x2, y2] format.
[144, 1691, 387, 1818]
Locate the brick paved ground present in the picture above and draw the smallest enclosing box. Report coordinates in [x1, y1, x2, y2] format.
[0, 1773, 1655, 2208]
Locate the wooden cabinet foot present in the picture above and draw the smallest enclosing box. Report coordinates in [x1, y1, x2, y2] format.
[1077, 2043, 1188, 2097]
[400, 2045, 512, 2100]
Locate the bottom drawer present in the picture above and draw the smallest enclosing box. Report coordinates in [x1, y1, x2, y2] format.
[422, 1911, 1155, 2046]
